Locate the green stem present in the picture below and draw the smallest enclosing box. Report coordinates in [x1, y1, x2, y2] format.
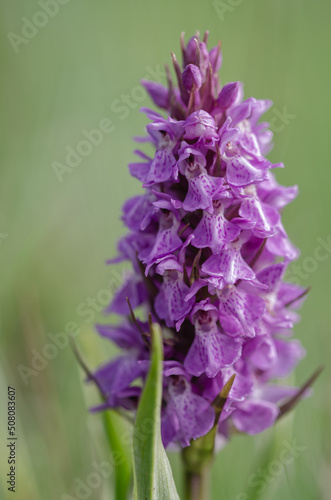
[184, 465, 210, 500]
[181, 374, 236, 499]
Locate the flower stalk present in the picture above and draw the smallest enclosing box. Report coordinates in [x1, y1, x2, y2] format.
[183, 466, 210, 500]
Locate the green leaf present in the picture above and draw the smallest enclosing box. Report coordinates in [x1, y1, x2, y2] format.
[70, 337, 132, 500]
[132, 323, 180, 500]
[102, 410, 132, 500]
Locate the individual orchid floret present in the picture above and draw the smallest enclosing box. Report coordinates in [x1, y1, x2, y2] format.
[178, 143, 226, 213]
[192, 201, 241, 253]
[217, 285, 266, 338]
[183, 110, 219, 145]
[143, 118, 184, 186]
[217, 81, 241, 112]
[155, 265, 195, 330]
[162, 363, 215, 447]
[182, 64, 203, 91]
[184, 300, 242, 378]
[202, 232, 255, 284]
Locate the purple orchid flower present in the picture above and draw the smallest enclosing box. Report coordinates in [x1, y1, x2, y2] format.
[91, 32, 308, 447]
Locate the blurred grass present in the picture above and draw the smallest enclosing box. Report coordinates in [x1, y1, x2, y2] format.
[0, 0, 330, 499]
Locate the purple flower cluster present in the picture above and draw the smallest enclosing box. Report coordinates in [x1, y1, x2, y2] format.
[93, 33, 307, 448]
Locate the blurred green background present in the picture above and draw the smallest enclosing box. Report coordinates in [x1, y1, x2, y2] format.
[0, 0, 330, 499]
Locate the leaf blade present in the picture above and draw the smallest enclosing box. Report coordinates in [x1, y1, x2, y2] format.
[70, 337, 132, 499]
[102, 410, 132, 500]
[132, 323, 180, 500]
